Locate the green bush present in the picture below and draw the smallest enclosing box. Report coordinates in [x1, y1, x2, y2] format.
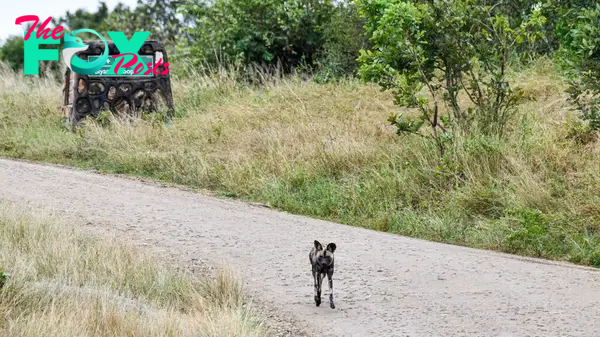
[502, 208, 555, 257]
[356, 0, 545, 154]
[476, 1, 597, 60]
[182, 0, 335, 72]
[499, 208, 600, 266]
[314, 2, 370, 81]
[558, 3, 600, 131]
[0, 37, 24, 72]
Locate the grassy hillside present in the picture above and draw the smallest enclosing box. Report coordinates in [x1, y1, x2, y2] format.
[0, 202, 266, 336]
[1, 59, 600, 267]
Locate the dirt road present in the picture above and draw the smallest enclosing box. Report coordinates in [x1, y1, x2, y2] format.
[1, 158, 599, 337]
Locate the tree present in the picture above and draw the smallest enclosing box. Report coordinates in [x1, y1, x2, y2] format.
[0, 36, 25, 71]
[1, 1, 186, 73]
[53, 2, 110, 32]
[181, 0, 336, 72]
[559, 3, 600, 131]
[100, 0, 185, 47]
[53, 0, 185, 47]
[315, 1, 370, 81]
[0, 22, 59, 74]
[356, 0, 545, 154]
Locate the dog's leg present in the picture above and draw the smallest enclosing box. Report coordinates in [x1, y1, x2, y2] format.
[327, 269, 335, 309]
[316, 273, 325, 307]
[313, 269, 321, 307]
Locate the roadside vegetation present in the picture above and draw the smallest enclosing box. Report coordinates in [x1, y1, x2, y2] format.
[1, 0, 600, 269]
[2, 57, 600, 267]
[0, 202, 267, 336]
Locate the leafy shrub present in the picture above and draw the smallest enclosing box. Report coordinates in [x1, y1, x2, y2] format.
[502, 208, 557, 257]
[314, 2, 370, 81]
[480, 1, 596, 60]
[558, 3, 600, 131]
[181, 0, 368, 79]
[0, 37, 25, 72]
[356, 0, 545, 154]
[182, 0, 336, 72]
[55, 1, 184, 48]
[499, 209, 600, 264]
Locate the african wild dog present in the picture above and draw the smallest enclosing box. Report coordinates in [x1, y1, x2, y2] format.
[309, 240, 337, 309]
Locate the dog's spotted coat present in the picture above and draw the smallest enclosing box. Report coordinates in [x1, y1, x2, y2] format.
[309, 240, 336, 309]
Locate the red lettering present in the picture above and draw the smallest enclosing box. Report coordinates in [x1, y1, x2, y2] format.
[153, 58, 164, 75]
[51, 26, 64, 40]
[160, 63, 171, 75]
[15, 16, 63, 40]
[133, 62, 144, 75]
[112, 53, 138, 73]
[36, 16, 53, 40]
[15, 15, 39, 41]
[143, 62, 153, 75]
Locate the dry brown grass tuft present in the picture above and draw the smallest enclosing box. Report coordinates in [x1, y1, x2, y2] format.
[0, 202, 267, 337]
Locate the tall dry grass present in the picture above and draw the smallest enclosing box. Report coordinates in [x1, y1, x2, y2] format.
[1, 58, 599, 266]
[0, 202, 267, 337]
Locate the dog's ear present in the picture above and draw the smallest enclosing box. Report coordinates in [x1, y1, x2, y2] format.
[314, 240, 323, 250]
[326, 243, 336, 253]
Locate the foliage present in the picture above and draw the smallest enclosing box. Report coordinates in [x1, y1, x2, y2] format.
[314, 2, 370, 81]
[356, 0, 545, 154]
[0, 1, 186, 73]
[0, 27, 60, 76]
[181, 0, 337, 72]
[502, 208, 555, 257]
[52, 2, 111, 32]
[0, 268, 6, 288]
[103, 0, 185, 48]
[2, 59, 600, 266]
[54, 0, 185, 47]
[558, 3, 600, 131]
[0, 37, 25, 71]
[473, 1, 596, 59]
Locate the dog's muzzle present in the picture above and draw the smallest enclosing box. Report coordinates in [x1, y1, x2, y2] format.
[317, 256, 332, 267]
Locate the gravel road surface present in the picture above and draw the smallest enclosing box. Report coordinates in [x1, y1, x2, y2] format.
[1, 158, 599, 337]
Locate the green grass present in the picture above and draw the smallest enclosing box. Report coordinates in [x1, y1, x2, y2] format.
[1, 59, 600, 267]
